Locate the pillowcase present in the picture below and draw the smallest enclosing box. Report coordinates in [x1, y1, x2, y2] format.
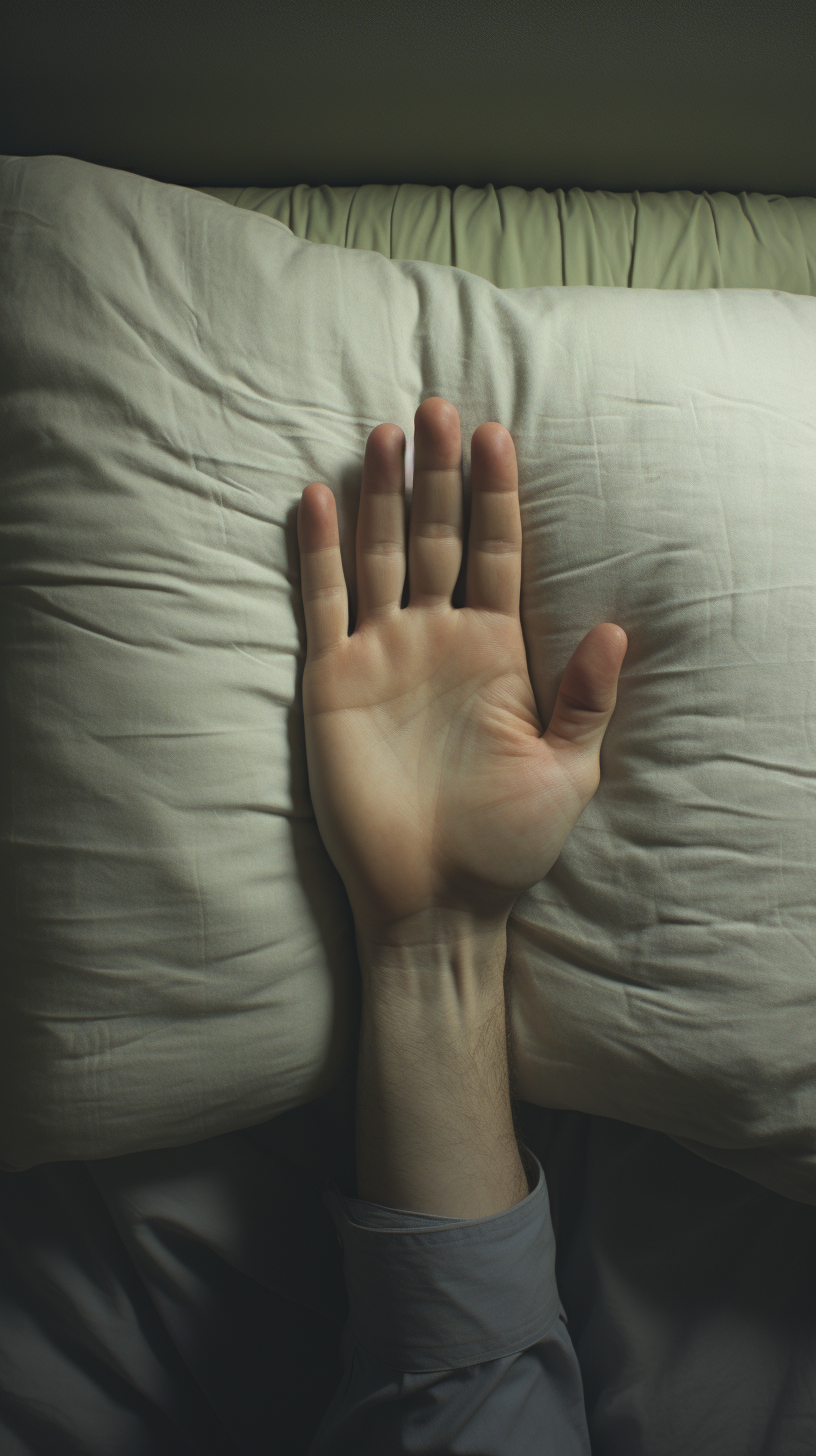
[1, 154, 814, 1203]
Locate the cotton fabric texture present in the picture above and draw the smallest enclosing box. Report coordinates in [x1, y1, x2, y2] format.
[309, 1143, 591, 1454]
[0, 154, 814, 1201]
[197, 181, 816, 294]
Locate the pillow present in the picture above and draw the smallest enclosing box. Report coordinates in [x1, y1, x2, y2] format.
[1, 155, 814, 1203]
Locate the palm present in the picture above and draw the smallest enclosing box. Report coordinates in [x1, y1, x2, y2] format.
[303, 604, 583, 931]
[297, 398, 626, 944]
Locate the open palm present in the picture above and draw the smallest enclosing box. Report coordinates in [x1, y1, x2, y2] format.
[297, 397, 627, 948]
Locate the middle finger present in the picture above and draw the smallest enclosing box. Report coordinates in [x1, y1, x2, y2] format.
[407, 397, 463, 611]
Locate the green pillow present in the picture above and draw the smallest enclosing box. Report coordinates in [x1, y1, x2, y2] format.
[1, 155, 814, 1204]
[197, 181, 816, 293]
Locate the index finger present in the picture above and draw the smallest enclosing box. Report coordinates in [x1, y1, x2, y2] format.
[297, 482, 349, 657]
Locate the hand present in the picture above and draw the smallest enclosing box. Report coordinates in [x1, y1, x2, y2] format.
[296, 397, 628, 951]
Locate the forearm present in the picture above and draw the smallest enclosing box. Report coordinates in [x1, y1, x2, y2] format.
[354, 920, 530, 1219]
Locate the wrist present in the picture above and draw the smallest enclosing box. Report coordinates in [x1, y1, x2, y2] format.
[354, 908, 509, 1000]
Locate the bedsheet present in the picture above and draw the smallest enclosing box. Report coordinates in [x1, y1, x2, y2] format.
[1, 1076, 813, 1455]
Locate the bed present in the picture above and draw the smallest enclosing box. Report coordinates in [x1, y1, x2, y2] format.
[1, 3, 815, 1453]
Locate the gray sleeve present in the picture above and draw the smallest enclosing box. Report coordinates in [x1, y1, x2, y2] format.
[307, 1142, 591, 1455]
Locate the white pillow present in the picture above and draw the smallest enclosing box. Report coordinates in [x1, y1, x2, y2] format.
[1, 155, 814, 1203]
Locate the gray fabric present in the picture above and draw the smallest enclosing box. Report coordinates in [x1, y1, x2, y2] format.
[321, 1145, 564, 1370]
[311, 1143, 589, 1453]
[0, 1089, 814, 1455]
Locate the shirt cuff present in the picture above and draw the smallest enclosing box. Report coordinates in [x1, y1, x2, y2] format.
[321, 1142, 565, 1373]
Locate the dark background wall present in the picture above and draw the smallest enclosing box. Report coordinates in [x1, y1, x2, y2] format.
[3, 0, 815, 193]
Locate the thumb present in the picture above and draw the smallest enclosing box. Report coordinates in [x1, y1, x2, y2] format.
[544, 623, 628, 759]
